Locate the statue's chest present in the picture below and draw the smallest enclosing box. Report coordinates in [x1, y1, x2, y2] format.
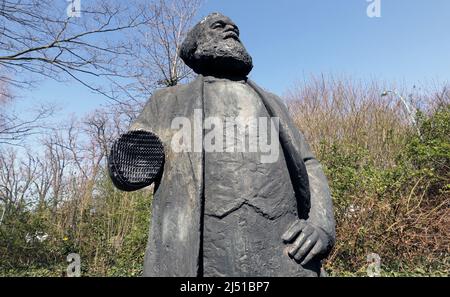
[202, 80, 296, 219]
[203, 79, 263, 120]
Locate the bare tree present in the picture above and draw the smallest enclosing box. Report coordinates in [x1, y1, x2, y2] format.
[0, 103, 54, 146]
[0, 148, 37, 225]
[0, 0, 153, 145]
[0, 0, 152, 100]
[0, 77, 11, 103]
[0, 0, 204, 139]
[102, 0, 204, 122]
[133, 0, 202, 92]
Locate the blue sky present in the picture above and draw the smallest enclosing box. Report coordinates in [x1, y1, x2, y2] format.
[12, 0, 450, 121]
[199, 0, 450, 94]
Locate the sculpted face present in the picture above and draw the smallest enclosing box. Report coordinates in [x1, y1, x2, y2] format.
[200, 14, 242, 50]
[180, 13, 253, 78]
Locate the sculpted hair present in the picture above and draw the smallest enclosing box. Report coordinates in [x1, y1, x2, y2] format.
[179, 13, 221, 71]
[179, 23, 202, 71]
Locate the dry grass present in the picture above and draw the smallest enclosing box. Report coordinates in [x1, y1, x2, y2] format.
[286, 75, 449, 275]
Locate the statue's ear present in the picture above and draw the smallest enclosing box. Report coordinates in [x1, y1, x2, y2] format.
[108, 130, 165, 192]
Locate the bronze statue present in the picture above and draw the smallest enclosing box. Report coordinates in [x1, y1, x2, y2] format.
[109, 12, 335, 277]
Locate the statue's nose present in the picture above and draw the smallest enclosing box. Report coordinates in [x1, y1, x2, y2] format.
[224, 24, 238, 35]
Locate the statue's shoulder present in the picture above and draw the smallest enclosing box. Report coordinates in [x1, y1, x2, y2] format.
[247, 80, 288, 110]
[151, 77, 202, 100]
[151, 83, 186, 98]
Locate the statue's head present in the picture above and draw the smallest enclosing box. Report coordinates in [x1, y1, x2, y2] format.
[180, 13, 253, 78]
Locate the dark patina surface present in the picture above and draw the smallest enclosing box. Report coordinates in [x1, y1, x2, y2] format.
[109, 12, 336, 277]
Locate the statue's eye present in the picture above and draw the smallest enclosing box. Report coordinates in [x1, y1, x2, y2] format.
[211, 22, 224, 29]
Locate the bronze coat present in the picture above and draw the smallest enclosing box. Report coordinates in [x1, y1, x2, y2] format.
[127, 75, 335, 276]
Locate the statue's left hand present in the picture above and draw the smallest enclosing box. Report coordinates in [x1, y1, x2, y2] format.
[282, 220, 330, 265]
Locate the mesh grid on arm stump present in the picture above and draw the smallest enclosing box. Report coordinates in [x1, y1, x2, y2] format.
[108, 130, 165, 192]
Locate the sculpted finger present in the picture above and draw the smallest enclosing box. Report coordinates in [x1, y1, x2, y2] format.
[282, 220, 306, 243]
[300, 240, 323, 265]
[294, 232, 318, 261]
[288, 229, 312, 257]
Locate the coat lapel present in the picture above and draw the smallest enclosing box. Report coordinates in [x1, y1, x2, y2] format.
[247, 80, 311, 217]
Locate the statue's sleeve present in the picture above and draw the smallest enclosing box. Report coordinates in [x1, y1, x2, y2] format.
[296, 129, 336, 250]
[108, 91, 166, 192]
[277, 99, 335, 250]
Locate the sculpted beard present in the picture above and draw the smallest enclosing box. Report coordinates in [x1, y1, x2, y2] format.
[193, 37, 253, 78]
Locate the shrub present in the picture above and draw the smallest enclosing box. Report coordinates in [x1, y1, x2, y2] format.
[287, 76, 449, 276]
